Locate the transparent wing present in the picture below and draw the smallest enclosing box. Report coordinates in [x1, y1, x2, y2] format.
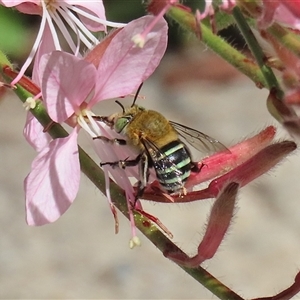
[170, 121, 229, 155]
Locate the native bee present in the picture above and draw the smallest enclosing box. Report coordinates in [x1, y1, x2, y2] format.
[94, 92, 228, 201]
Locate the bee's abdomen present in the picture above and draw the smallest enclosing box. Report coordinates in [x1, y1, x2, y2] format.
[153, 140, 192, 193]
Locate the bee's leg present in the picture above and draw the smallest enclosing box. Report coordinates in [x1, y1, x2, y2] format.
[134, 152, 150, 206]
[93, 135, 127, 146]
[100, 154, 141, 169]
[191, 161, 206, 173]
[179, 187, 187, 197]
[92, 116, 114, 127]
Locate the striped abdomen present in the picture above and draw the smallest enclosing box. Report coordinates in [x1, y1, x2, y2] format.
[151, 140, 192, 193]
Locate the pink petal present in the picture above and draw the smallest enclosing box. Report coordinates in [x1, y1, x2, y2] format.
[75, 2, 106, 32]
[0, 0, 29, 5]
[25, 129, 80, 225]
[64, 0, 105, 29]
[180, 140, 296, 202]
[0, 1, 42, 14]
[0, 0, 38, 6]
[284, 1, 300, 16]
[23, 112, 51, 152]
[84, 29, 120, 68]
[186, 126, 276, 188]
[194, 182, 238, 263]
[207, 141, 296, 196]
[260, 0, 300, 29]
[39, 51, 97, 122]
[165, 182, 239, 267]
[142, 126, 276, 202]
[91, 15, 168, 105]
[275, 1, 300, 30]
[258, 1, 279, 28]
[32, 22, 56, 85]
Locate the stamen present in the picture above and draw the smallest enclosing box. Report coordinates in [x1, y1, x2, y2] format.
[77, 113, 96, 137]
[11, 7, 48, 86]
[132, 34, 146, 48]
[70, 5, 127, 28]
[103, 168, 119, 233]
[55, 7, 93, 50]
[50, 9, 78, 54]
[61, 6, 99, 46]
[86, 112, 102, 136]
[132, 3, 172, 48]
[129, 236, 141, 249]
[33, 91, 42, 101]
[93, 137, 135, 237]
[42, 1, 61, 50]
[44, 0, 57, 13]
[92, 122, 139, 241]
[125, 190, 139, 240]
[23, 97, 37, 111]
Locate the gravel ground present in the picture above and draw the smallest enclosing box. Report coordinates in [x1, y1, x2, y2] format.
[1, 52, 300, 299]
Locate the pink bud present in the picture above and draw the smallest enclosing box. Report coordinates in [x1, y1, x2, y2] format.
[164, 182, 239, 267]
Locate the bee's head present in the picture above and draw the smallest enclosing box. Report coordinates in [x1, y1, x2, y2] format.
[110, 83, 144, 134]
[111, 103, 144, 134]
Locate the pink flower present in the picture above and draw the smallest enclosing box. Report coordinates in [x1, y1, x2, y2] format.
[141, 126, 296, 267]
[142, 126, 278, 202]
[0, 0, 124, 85]
[24, 16, 168, 227]
[146, 0, 235, 37]
[259, 0, 300, 29]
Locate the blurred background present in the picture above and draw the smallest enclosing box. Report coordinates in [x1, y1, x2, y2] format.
[1, 1, 300, 299]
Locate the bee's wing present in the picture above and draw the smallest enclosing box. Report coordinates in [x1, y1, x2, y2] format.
[170, 121, 229, 155]
[141, 137, 184, 185]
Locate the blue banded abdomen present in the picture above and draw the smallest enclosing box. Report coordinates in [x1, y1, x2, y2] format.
[152, 140, 192, 193]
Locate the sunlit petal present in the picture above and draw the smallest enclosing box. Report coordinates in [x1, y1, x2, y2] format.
[25, 129, 80, 225]
[23, 112, 51, 152]
[39, 51, 97, 122]
[92, 15, 168, 105]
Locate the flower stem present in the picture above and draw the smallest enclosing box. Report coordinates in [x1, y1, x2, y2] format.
[268, 23, 300, 58]
[10, 86, 69, 138]
[239, 0, 300, 59]
[167, 6, 268, 88]
[231, 6, 282, 96]
[98, 175, 244, 300]
[0, 63, 244, 300]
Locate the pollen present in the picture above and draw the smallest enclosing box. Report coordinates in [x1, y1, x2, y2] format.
[43, 0, 57, 12]
[129, 236, 141, 249]
[23, 97, 37, 111]
[132, 34, 146, 48]
[76, 109, 100, 138]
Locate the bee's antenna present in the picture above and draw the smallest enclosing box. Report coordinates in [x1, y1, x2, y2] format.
[115, 100, 125, 113]
[131, 82, 143, 107]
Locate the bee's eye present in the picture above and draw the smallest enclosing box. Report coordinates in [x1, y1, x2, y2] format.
[115, 116, 130, 133]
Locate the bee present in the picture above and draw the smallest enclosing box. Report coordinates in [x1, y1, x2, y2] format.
[94, 91, 228, 202]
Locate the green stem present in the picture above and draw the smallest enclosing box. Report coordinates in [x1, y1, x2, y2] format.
[268, 23, 300, 58]
[238, 0, 300, 59]
[232, 6, 282, 96]
[167, 6, 268, 89]
[0, 63, 244, 299]
[107, 180, 244, 300]
[7, 84, 69, 138]
[230, 6, 299, 125]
